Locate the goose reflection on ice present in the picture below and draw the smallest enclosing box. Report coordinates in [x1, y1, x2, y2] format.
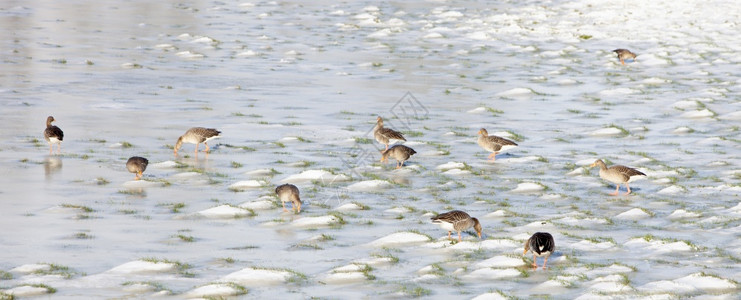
[44, 156, 62, 179]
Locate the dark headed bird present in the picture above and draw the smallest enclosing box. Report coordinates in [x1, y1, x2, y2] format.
[43, 116, 64, 155]
[524, 232, 555, 269]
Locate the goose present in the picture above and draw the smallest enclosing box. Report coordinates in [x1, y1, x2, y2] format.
[477, 128, 517, 161]
[373, 116, 406, 151]
[43, 116, 64, 155]
[126, 156, 149, 180]
[380, 145, 416, 169]
[590, 159, 646, 195]
[524, 232, 555, 269]
[275, 184, 302, 213]
[174, 127, 221, 155]
[431, 210, 482, 242]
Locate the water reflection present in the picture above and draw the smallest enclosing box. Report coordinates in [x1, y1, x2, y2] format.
[121, 188, 146, 199]
[391, 175, 411, 186]
[44, 156, 62, 179]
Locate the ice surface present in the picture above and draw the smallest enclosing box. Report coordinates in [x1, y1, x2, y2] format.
[2, 0, 740, 298]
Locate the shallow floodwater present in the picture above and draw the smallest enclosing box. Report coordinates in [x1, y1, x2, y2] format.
[1, 0, 740, 298]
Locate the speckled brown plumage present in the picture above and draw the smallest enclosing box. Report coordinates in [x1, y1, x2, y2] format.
[374, 116, 406, 151]
[431, 210, 482, 242]
[477, 128, 517, 161]
[126, 156, 149, 180]
[275, 183, 302, 213]
[613, 49, 637, 65]
[174, 127, 221, 155]
[524, 232, 555, 269]
[43, 116, 64, 155]
[381, 144, 416, 169]
[590, 159, 646, 195]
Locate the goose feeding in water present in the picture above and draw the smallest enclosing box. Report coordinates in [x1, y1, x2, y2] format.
[126, 156, 149, 180]
[431, 210, 482, 242]
[275, 183, 302, 213]
[612, 48, 637, 65]
[174, 127, 221, 155]
[380, 144, 416, 169]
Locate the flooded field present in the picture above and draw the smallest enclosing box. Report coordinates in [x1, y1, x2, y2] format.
[1, 0, 740, 298]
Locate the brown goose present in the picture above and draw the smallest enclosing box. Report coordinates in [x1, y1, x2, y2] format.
[477, 128, 517, 161]
[174, 127, 221, 155]
[373, 116, 406, 151]
[275, 184, 302, 213]
[380, 145, 416, 169]
[126, 156, 149, 180]
[431, 210, 482, 242]
[589, 159, 646, 195]
[524, 232, 555, 270]
[612, 49, 637, 65]
[43, 116, 64, 155]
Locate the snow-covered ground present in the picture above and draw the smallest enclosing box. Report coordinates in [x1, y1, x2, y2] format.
[1, 0, 739, 298]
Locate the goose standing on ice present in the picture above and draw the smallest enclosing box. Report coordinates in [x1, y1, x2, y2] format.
[380, 145, 416, 169]
[373, 116, 406, 151]
[477, 128, 517, 161]
[589, 159, 646, 195]
[431, 210, 482, 242]
[612, 49, 637, 65]
[174, 127, 221, 155]
[43, 116, 64, 155]
[275, 184, 302, 213]
[524, 232, 555, 270]
[126, 156, 149, 180]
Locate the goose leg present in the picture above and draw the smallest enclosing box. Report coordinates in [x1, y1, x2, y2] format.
[282, 201, 288, 212]
[625, 183, 632, 195]
[609, 184, 620, 196]
[532, 255, 538, 268]
[204, 142, 210, 152]
[543, 256, 549, 270]
[457, 231, 462, 242]
[487, 152, 497, 161]
[447, 231, 452, 240]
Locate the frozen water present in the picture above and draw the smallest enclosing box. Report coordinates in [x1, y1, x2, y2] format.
[1, 0, 740, 298]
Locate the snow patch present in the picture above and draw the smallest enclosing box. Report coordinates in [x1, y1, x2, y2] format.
[347, 180, 391, 192]
[197, 205, 253, 219]
[511, 182, 545, 193]
[368, 232, 431, 247]
[221, 267, 292, 286]
[281, 170, 350, 184]
[107, 260, 177, 274]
